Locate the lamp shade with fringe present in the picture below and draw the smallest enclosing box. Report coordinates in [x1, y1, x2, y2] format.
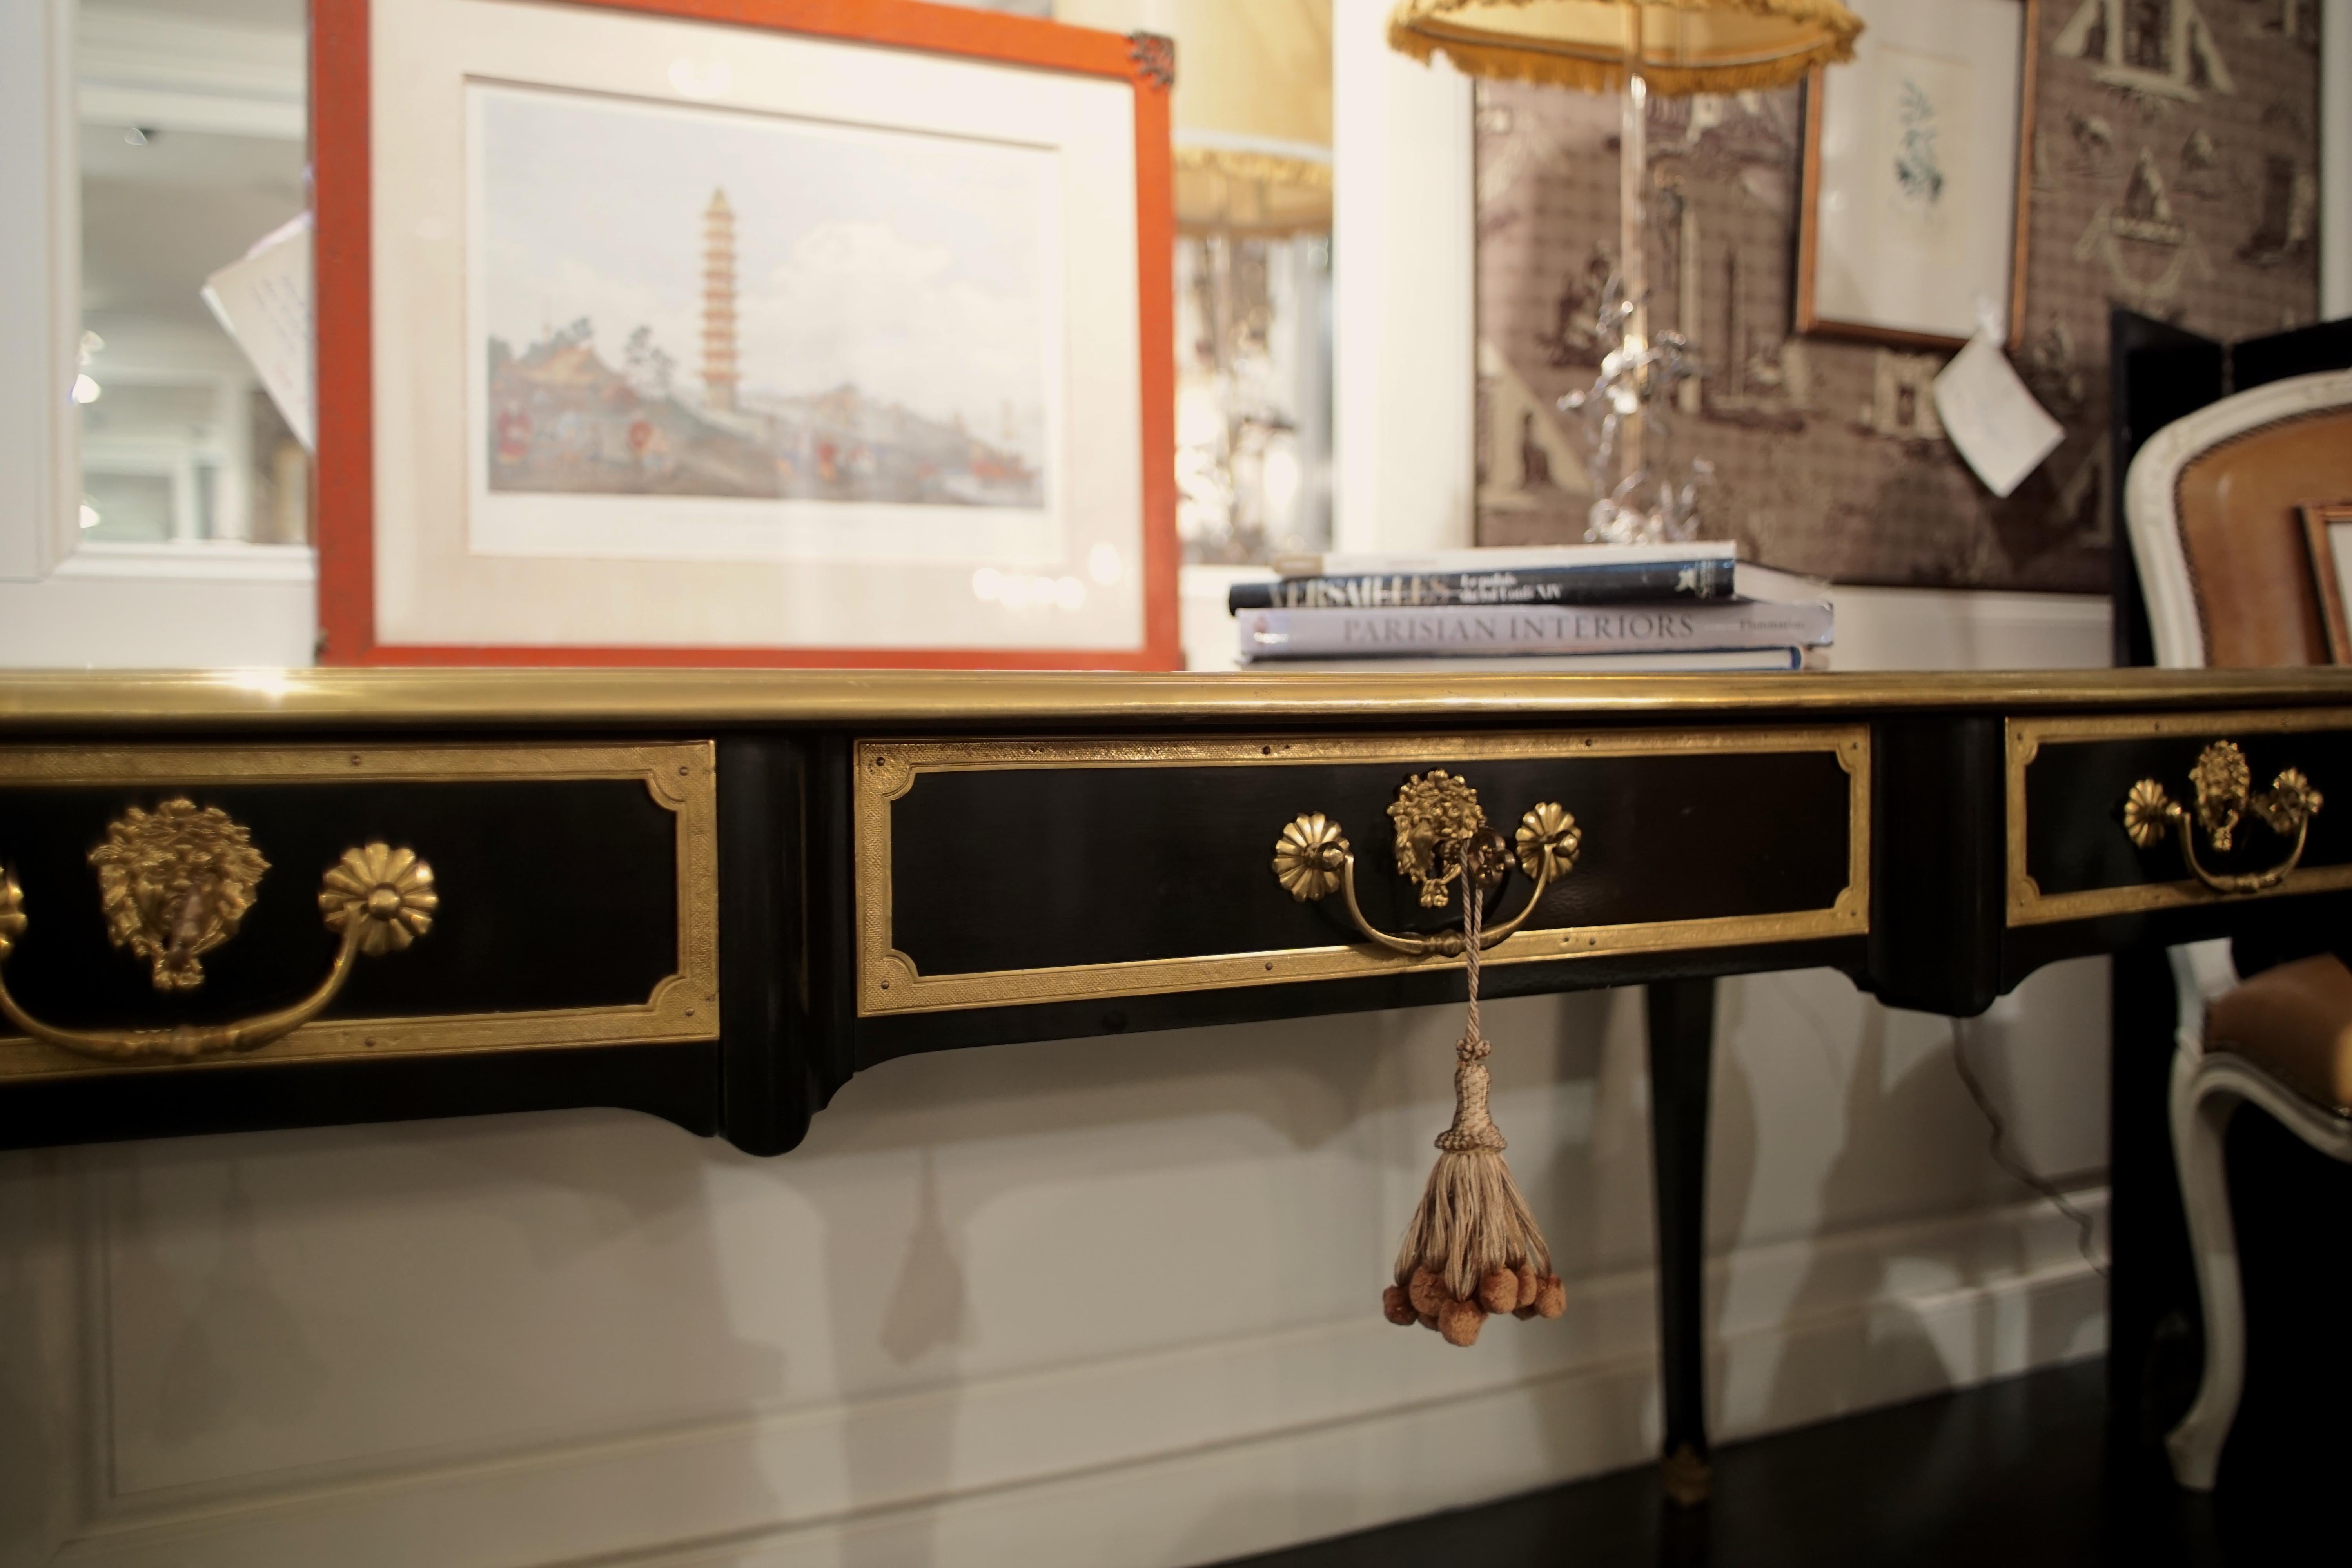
[1059, 0, 1332, 233]
[1388, 0, 1860, 96]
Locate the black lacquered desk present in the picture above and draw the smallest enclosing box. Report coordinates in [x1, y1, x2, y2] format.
[3, 668, 2347, 1500]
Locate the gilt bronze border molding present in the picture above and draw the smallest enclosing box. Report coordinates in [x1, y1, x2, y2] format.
[2, 668, 2350, 730]
[0, 743, 719, 1080]
[2005, 709, 2352, 926]
[854, 728, 1869, 1016]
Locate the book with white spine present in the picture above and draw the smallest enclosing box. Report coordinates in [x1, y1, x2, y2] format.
[1236, 599, 1833, 661]
[1232, 647, 1805, 673]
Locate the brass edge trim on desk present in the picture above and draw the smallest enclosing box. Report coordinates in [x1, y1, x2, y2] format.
[855, 728, 1869, 1016]
[2, 668, 2351, 729]
[2005, 709, 2352, 927]
[0, 743, 720, 1080]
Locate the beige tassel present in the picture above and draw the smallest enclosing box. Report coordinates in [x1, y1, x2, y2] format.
[1381, 846, 1566, 1347]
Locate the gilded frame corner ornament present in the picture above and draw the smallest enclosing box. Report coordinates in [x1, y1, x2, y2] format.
[853, 727, 1870, 1016]
[0, 743, 720, 1080]
[2005, 709, 2352, 926]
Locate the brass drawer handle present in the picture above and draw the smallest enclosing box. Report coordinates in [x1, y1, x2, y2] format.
[0, 801, 437, 1062]
[1272, 770, 1579, 956]
[2123, 740, 2323, 896]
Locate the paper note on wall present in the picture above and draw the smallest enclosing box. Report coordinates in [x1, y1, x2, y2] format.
[201, 212, 314, 451]
[1931, 329, 2063, 499]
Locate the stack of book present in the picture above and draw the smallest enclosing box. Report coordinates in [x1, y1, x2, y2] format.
[1230, 543, 1832, 672]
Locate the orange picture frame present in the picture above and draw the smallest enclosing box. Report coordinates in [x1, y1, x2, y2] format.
[311, 0, 1179, 668]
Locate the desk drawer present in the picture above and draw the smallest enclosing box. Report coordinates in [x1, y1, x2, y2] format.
[0, 743, 717, 1080]
[855, 728, 1868, 1014]
[2008, 709, 2352, 924]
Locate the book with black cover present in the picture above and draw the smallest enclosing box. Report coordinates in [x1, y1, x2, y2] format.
[1226, 558, 1825, 612]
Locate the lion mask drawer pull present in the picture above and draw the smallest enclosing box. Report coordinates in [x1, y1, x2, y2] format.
[2123, 740, 2324, 896]
[1271, 770, 1579, 956]
[0, 800, 437, 1063]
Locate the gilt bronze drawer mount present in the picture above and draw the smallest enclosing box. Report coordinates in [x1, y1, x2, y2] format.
[0, 800, 436, 1062]
[1272, 771, 1580, 957]
[855, 730, 1867, 1016]
[2006, 711, 2352, 924]
[2123, 740, 2324, 895]
[0, 743, 720, 1080]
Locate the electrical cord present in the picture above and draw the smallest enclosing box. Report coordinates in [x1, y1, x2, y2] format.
[1949, 1019, 2110, 1280]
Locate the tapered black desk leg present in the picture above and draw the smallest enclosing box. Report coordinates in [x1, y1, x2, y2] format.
[1646, 976, 1718, 1507]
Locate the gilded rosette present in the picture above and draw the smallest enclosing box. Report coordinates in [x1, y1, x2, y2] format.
[319, 843, 439, 955]
[0, 870, 24, 961]
[2123, 779, 2176, 849]
[2252, 768, 2324, 836]
[1273, 814, 1348, 902]
[1515, 802, 1581, 882]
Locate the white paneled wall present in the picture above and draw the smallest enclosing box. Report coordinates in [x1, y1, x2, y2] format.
[2, 976, 2109, 1568]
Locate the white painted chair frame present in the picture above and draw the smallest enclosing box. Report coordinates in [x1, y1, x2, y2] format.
[2165, 940, 2352, 1488]
[2124, 367, 2352, 1490]
[2123, 368, 2352, 668]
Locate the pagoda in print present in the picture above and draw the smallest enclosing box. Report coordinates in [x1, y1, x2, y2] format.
[701, 188, 740, 413]
[486, 177, 1041, 508]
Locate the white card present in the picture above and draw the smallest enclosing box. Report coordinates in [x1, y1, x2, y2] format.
[1931, 328, 2063, 499]
[201, 212, 315, 451]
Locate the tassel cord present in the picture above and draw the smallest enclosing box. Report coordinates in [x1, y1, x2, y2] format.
[1434, 855, 1503, 1154]
[1463, 861, 1484, 1057]
[1383, 837, 1568, 1341]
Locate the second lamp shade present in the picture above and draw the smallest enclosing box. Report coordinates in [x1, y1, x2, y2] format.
[1388, 0, 1860, 96]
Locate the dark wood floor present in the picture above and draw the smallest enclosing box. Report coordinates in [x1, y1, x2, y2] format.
[1212, 1359, 2341, 1567]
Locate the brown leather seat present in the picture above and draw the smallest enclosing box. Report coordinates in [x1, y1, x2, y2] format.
[2207, 952, 2352, 1114]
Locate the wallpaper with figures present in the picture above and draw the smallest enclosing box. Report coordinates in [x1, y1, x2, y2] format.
[1474, 0, 2323, 590]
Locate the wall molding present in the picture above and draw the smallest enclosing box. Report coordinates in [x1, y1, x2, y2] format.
[0, 0, 77, 584]
[54, 541, 316, 583]
[76, 5, 305, 141]
[1826, 585, 2111, 673]
[49, 1190, 2106, 1568]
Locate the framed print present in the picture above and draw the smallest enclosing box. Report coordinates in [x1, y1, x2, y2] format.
[1795, 0, 2038, 352]
[2302, 503, 2352, 665]
[312, 0, 1178, 667]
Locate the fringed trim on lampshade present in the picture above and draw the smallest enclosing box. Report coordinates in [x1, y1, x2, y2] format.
[1388, 0, 1862, 97]
[1173, 146, 1334, 234]
[1176, 145, 1336, 193]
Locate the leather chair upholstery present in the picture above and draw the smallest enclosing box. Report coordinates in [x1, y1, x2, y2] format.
[2206, 953, 2352, 1115]
[2127, 369, 2352, 669]
[2172, 408, 2352, 667]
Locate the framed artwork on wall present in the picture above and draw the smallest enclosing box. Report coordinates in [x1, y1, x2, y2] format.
[312, 0, 1178, 667]
[1794, 0, 2038, 352]
[2302, 502, 2352, 664]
